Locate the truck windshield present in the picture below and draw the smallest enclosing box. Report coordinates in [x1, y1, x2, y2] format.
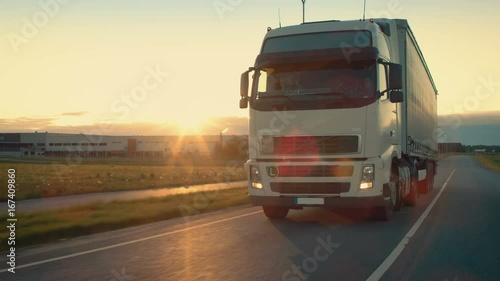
[254, 61, 375, 110]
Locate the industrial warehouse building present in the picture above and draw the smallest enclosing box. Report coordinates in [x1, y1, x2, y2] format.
[0, 132, 238, 158]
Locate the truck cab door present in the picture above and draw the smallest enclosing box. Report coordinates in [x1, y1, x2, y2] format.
[378, 64, 399, 148]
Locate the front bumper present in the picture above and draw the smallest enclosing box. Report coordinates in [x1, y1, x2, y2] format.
[250, 195, 388, 208]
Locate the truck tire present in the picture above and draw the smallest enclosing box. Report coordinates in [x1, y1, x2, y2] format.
[372, 182, 396, 221]
[404, 177, 418, 206]
[263, 206, 289, 219]
[392, 165, 402, 212]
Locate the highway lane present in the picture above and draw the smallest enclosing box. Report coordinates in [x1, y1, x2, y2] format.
[1, 156, 498, 281]
[380, 156, 500, 281]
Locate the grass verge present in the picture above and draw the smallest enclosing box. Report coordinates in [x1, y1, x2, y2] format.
[0, 187, 249, 251]
[0, 162, 246, 201]
[473, 155, 500, 173]
[438, 153, 450, 160]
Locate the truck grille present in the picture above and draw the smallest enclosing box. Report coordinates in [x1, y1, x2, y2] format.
[272, 165, 353, 177]
[270, 182, 350, 194]
[274, 136, 359, 155]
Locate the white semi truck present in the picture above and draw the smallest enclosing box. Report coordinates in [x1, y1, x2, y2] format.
[240, 18, 438, 221]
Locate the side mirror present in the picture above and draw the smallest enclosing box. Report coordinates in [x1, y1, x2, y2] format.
[389, 63, 403, 90]
[240, 68, 254, 109]
[240, 70, 251, 109]
[390, 90, 404, 103]
[240, 71, 249, 98]
[239, 97, 248, 109]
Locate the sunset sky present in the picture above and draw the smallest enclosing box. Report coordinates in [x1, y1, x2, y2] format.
[0, 0, 499, 136]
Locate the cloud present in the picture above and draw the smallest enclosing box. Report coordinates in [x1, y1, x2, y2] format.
[60, 112, 88, 117]
[438, 111, 500, 145]
[439, 110, 500, 126]
[0, 116, 249, 136]
[0, 117, 56, 132]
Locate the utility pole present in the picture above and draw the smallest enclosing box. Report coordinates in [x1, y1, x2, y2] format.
[301, 0, 306, 23]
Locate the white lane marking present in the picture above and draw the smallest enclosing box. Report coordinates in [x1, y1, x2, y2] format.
[366, 169, 456, 281]
[0, 210, 262, 273]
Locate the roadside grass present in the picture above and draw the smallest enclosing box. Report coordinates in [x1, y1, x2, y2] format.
[0, 187, 250, 251]
[474, 154, 500, 173]
[0, 162, 246, 201]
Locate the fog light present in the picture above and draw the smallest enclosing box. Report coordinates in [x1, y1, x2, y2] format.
[360, 181, 373, 189]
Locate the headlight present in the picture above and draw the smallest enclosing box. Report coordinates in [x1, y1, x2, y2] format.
[261, 135, 274, 154]
[360, 165, 374, 190]
[250, 165, 263, 189]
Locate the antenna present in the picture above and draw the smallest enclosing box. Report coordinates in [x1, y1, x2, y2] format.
[278, 8, 282, 27]
[362, 0, 367, 21]
[301, 0, 306, 23]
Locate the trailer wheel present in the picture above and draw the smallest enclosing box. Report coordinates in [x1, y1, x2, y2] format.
[263, 206, 289, 219]
[372, 182, 396, 221]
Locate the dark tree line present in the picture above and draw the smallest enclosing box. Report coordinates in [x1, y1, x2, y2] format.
[462, 145, 500, 153]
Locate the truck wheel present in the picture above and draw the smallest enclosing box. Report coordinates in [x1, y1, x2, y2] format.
[392, 173, 403, 212]
[372, 182, 396, 221]
[404, 178, 418, 207]
[263, 206, 289, 219]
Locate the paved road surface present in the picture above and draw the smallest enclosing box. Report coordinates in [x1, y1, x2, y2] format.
[1, 156, 499, 281]
[17, 180, 247, 213]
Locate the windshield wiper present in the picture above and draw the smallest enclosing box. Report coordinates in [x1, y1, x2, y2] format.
[258, 91, 298, 101]
[304, 91, 348, 100]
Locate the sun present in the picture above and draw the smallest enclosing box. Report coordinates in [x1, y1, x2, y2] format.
[176, 114, 207, 135]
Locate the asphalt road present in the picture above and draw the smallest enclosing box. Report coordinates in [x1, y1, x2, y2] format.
[1, 156, 499, 281]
